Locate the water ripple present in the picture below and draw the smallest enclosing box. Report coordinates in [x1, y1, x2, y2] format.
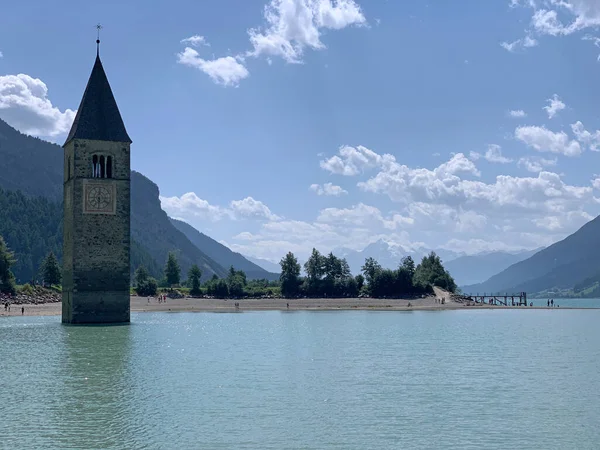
[1, 310, 599, 449]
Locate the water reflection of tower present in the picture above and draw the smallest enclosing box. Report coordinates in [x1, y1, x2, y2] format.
[52, 324, 134, 448]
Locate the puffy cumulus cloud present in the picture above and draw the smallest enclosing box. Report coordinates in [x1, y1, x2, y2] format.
[247, 0, 366, 63]
[471, 145, 513, 164]
[319, 145, 390, 176]
[309, 182, 348, 196]
[177, 48, 249, 87]
[571, 121, 600, 151]
[356, 152, 481, 205]
[0, 74, 76, 138]
[346, 147, 595, 235]
[230, 197, 280, 221]
[160, 193, 279, 221]
[543, 94, 566, 119]
[160, 192, 232, 221]
[515, 125, 582, 156]
[180, 0, 366, 86]
[509, 109, 527, 118]
[517, 156, 557, 172]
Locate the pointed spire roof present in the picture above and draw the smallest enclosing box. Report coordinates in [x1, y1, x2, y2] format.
[64, 55, 132, 146]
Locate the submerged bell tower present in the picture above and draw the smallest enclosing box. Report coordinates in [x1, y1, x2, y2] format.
[62, 33, 132, 324]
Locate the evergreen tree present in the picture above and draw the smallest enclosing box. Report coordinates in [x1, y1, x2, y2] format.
[134, 265, 158, 296]
[280, 252, 301, 298]
[304, 248, 325, 296]
[135, 265, 149, 286]
[400, 256, 416, 278]
[414, 251, 457, 293]
[0, 235, 16, 295]
[165, 252, 181, 286]
[355, 274, 365, 292]
[41, 251, 61, 286]
[188, 264, 202, 296]
[361, 257, 382, 290]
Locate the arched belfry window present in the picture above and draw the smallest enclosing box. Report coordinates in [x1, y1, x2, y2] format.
[91, 154, 113, 178]
[92, 155, 99, 178]
[99, 155, 106, 178]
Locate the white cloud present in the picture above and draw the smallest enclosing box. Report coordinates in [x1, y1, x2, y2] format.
[180, 35, 210, 47]
[355, 148, 591, 224]
[319, 144, 393, 175]
[160, 193, 279, 222]
[230, 197, 280, 220]
[316, 203, 414, 229]
[571, 121, 600, 151]
[484, 144, 513, 163]
[509, 109, 527, 118]
[247, 0, 366, 63]
[164, 141, 600, 263]
[517, 156, 557, 173]
[515, 125, 582, 156]
[160, 192, 231, 222]
[180, 0, 367, 86]
[0, 74, 76, 138]
[543, 94, 566, 118]
[309, 182, 348, 196]
[500, 35, 539, 52]
[177, 48, 249, 87]
[509, 1, 600, 56]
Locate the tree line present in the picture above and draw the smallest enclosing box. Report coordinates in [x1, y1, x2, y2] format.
[0, 235, 61, 295]
[133, 248, 457, 299]
[2, 234, 456, 300]
[133, 251, 279, 298]
[279, 248, 456, 298]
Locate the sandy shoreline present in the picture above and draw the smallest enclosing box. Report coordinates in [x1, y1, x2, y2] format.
[1, 294, 596, 317]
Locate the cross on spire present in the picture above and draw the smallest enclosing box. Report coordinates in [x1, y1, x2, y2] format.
[96, 23, 103, 56]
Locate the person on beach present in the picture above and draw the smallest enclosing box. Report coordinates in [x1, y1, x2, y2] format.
[547, 299, 550, 307]
[21, 307, 24, 315]
[287, 303, 289, 309]
[551, 299, 554, 307]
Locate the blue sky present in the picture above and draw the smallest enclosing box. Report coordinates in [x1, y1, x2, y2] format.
[2, 0, 600, 263]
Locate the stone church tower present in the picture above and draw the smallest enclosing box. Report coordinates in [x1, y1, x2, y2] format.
[62, 47, 132, 324]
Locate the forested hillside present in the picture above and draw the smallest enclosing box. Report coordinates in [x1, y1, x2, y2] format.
[0, 118, 228, 282]
[0, 188, 62, 282]
[0, 188, 162, 282]
[0, 119, 62, 201]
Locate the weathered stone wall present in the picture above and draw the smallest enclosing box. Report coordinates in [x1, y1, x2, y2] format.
[62, 138, 130, 324]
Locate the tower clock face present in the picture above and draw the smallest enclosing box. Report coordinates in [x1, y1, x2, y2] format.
[83, 182, 116, 214]
[87, 186, 112, 210]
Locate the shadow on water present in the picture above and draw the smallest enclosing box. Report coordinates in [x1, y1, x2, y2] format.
[48, 322, 135, 448]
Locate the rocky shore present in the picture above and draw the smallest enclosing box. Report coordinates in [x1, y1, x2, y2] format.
[0, 288, 61, 306]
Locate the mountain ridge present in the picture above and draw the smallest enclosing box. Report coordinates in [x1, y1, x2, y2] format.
[0, 118, 246, 281]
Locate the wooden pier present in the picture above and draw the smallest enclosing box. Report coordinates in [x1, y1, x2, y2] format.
[461, 292, 528, 306]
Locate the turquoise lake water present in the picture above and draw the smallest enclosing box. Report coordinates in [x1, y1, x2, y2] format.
[2, 310, 600, 449]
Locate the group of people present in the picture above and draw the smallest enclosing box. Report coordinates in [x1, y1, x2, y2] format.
[547, 299, 559, 308]
[147, 294, 168, 304]
[3, 303, 24, 314]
